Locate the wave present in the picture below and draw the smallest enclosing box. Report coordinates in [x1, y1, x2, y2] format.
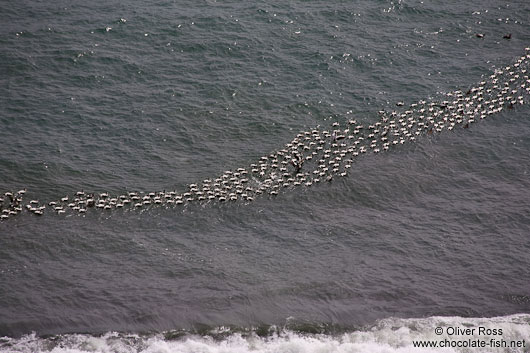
[1, 314, 529, 353]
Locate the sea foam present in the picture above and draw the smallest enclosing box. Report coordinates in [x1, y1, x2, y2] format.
[1, 314, 529, 353]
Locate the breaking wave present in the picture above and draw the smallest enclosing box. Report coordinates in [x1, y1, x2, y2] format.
[1, 314, 529, 353]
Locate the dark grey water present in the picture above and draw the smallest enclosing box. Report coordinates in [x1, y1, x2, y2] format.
[1, 0, 530, 351]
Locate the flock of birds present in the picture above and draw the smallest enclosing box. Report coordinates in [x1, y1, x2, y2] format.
[1, 50, 530, 222]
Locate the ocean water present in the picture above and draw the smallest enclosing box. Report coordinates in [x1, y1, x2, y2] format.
[1, 0, 530, 352]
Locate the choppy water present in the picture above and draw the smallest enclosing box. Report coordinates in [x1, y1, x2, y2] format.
[1, 0, 530, 352]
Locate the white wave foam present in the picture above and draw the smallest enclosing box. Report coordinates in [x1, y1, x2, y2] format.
[1, 314, 529, 353]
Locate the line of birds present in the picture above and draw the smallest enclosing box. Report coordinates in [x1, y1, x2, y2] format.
[1, 49, 529, 222]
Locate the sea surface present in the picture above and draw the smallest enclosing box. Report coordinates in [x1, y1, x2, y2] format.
[1, 0, 530, 352]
